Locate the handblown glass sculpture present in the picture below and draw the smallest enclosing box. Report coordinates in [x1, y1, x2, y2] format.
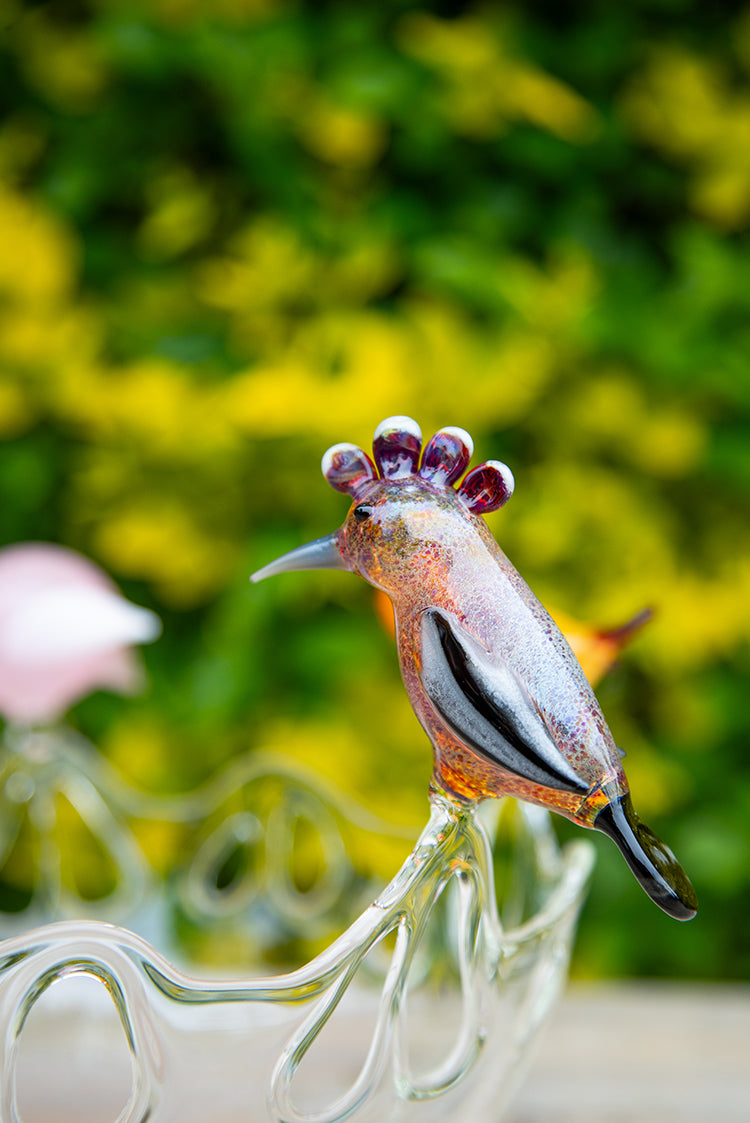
[253, 416, 697, 921]
[0, 421, 694, 1122]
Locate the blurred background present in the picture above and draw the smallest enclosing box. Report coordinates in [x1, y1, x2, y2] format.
[0, 0, 748, 981]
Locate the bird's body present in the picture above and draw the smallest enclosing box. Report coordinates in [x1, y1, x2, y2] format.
[342, 477, 621, 822]
[252, 417, 698, 921]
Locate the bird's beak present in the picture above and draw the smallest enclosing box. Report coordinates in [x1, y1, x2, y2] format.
[595, 795, 698, 921]
[250, 532, 349, 583]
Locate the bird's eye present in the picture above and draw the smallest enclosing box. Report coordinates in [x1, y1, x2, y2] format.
[353, 505, 372, 523]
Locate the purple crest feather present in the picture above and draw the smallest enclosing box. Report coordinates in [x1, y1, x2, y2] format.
[320, 417, 515, 515]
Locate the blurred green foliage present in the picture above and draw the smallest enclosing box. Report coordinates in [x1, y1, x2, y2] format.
[1, 0, 749, 979]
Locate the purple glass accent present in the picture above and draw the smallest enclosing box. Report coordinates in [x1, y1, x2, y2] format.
[321, 443, 377, 496]
[419, 427, 474, 486]
[372, 416, 422, 480]
[457, 460, 515, 513]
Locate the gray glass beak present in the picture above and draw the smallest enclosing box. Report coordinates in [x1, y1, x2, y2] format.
[250, 532, 349, 583]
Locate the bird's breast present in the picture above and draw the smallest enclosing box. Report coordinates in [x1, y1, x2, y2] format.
[391, 539, 626, 818]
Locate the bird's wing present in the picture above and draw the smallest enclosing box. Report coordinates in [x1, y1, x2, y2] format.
[419, 608, 588, 795]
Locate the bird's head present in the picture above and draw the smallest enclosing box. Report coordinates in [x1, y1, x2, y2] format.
[250, 416, 513, 593]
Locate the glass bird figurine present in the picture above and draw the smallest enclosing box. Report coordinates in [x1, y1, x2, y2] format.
[252, 417, 697, 921]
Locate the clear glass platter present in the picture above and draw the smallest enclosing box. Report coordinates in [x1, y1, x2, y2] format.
[0, 727, 593, 1123]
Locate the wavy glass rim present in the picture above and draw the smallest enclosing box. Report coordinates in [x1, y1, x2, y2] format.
[0, 796, 594, 1123]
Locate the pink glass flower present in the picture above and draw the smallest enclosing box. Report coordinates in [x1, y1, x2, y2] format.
[0, 543, 161, 725]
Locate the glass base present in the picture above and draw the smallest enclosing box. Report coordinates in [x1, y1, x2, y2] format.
[0, 730, 594, 1123]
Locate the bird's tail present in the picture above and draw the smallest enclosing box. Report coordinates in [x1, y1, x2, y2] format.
[595, 794, 698, 921]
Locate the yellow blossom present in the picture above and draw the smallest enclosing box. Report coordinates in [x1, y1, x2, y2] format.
[13, 8, 108, 112]
[0, 184, 78, 306]
[642, 561, 750, 671]
[0, 379, 34, 437]
[495, 247, 599, 331]
[624, 45, 750, 228]
[398, 12, 599, 142]
[50, 360, 237, 458]
[225, 312, 416, 440]
[0, 115, 47, 184]
[402, 300, 556, 429]
[105, 715, 178, 791]
[567, 371, 706, 477]
[506, 65, 599, 142]
[617, 738, 691, 818]
[0, 307, 99, 370]
[297, 96, 388, 169]
[93, 503, 239, 606]
[138, 167, 216, 260]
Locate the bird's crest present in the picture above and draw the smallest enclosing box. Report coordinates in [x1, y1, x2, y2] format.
[321, 416, 515, 514]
